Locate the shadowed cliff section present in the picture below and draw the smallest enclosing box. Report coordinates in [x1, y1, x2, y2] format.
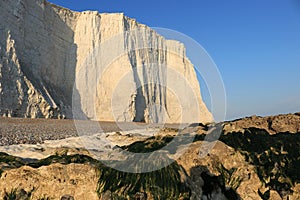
[0, 0, 78, 119]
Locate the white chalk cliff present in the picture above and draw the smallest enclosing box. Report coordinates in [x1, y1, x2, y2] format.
[0, 0, 213, 123]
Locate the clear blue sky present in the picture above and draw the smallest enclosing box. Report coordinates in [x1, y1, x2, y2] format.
[49, 0, 300, 120]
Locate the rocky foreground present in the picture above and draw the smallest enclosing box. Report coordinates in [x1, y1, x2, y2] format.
[0, 113, 299, 200]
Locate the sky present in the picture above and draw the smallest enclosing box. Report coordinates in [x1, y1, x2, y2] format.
[49, 0, 300, 120]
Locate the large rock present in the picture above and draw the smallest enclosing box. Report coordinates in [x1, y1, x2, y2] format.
[0, 113, 300, 199]
[0, 0, 213, 123]
[223, 113, 300, 134]
[0, 163, 99, 200]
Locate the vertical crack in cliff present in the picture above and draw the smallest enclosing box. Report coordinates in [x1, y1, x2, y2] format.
[127, 49, 146, 122]
[123, 21, 171, 123]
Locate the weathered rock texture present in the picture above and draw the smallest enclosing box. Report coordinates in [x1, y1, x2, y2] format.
[0, 163, 99, 200]
[0, 0, 213, 123]
[0, 113, 299, 199]
[223, 112, 300, 134]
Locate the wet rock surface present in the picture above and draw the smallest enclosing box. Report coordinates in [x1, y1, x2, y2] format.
[0, 112, 299, 199]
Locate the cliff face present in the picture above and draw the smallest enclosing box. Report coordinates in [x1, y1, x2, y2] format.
[0, 0, 213, 123]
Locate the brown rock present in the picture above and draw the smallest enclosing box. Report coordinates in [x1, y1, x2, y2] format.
[0, 164, 99, 200]
[223, 113, 300, 134]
